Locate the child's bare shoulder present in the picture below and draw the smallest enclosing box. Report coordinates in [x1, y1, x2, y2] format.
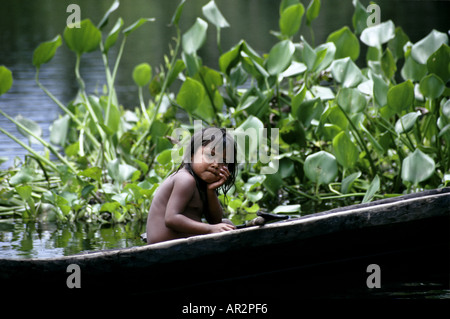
[172, 168, 196, 188]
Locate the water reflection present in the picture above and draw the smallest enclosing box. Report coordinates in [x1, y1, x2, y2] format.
[0, 219, 146, 258]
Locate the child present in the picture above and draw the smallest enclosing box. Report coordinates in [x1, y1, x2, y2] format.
[146, 127, 237, 244]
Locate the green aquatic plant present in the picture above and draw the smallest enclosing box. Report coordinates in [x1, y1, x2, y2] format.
[0, 0, 449, 226]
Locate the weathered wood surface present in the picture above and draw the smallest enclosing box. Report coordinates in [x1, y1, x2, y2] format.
[1, 188, 449, 299]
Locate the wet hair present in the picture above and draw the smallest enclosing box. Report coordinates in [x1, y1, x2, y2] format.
[178, 127, 237, 202]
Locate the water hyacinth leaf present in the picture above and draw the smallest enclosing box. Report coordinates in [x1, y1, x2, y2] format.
[272, 204, 301, 214]
[10, 166, 36, 185]
[419, 74, 445, 99]
[157, 149, 173, 165]
[372, 73, 388, 108]
[304, 151, 338, 185]
[427, 44, 450, 83]
[332, 131, 359, 169]
[0, 65, 13, 95]
[341, 171, 361, 194]
[176, 77, 205, 113]
[79, 166, 102, 183]
[182, 18, 208, 54]
[50, 114, 70, 146]
[362, 175, 380, 203]
[401, 48, 428, 82]
[442, 99, 450, 120]
[123, 18, 154, 36]
[401, 149, 435, 185]
[296, 97, 323, 128]
[104, 17, 124, 53]
[133, 63, 152, 87]
[202, 0, 229, 28]
[107, 159, 138, 183]
[97, 0, 120, 30]
[64, 19, 101, 55]
[395, 111, 421, 134]
[360, 20, 395, 48]
[410, 29, 448, 65]
[33, 35, 62, 68]
[330, 57, 364, 88]
[15, 115, 42, 144]
[381, 48, 396, 79]
[280, 3, 304, 37]
[313, 42, 336, 72]
[306, 0, 320, 26]
[352, 0, 369, 35]
[387, 80, 414, 113]
[337, 87, 367, 114]
[267, 40, 295, 75]
[388, 27, 410, 60]
[327, 26, 359, 61]
[15, 185, 33, 201]
[282, 61, 307, 77]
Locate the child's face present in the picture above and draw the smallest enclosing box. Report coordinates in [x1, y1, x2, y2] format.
[191, 146, 227, 184]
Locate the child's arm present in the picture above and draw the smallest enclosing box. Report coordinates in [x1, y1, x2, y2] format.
[165, 174, 234, 234]
[205, 166, 231, 224]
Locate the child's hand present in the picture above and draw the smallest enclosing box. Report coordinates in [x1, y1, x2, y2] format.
[207, 166, 230, 190]
[208, 222, 236, 233]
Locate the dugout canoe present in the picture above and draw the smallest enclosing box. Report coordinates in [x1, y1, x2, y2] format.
[0, 188, 449, 300]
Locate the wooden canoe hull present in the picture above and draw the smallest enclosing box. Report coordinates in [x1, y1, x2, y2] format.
[1, 188, 449, 300]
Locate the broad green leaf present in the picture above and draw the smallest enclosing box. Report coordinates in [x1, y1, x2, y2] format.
[333, 131, 359, 169]
[337, 87, 367, 114]
[123, 18, 154, 36]
[182, 18, 208, 54]
[427, 44, 450, 83]
[79, 166, 102, 182]
[362, 175, 380, 203]
[306, 0, 320, 26]
[107, 159, 138, 183]
[104, 17, 124, 53]
[352, 0, 369, 35]
[273, 204, 301, 214]
[304, 151, 338, 185]
[388, 27, 409, 60]
[97, 0, 120, 30]
[401, 48, 428, 81]
[419, 74, 445, 99]
[360, 20, 395, 48]
[133, 63, 152, 87]
[341, 171, 361, 194]
[33, 35, 62, 68]
[15, 115, 42, 144]
[279, 118, 306, 146]
[267, 40, 295, 75]
[395, 111, 421, 134]
[15, 185, 32, 201]
[280, 0, 300, 14]
[442, 99, 450, 120]
[279, 3, 304, 37]
[202, 0, 229, 28]
[372, 74, 388, 108]
[410, 29, 448, 65]
[330, 57, 365, 88]
[387, 80, 414, 113]
[327, 26, 360, 61]
[50, 114, 70, 146]
[296, 97, 323, 128]
[0, 65, 13, 95]
[313, 42, 336, 72]
[381, 48, 396, 79]
[10, 166, 36, 185]
[176, 77, 205, 113]
[401, 149, 435, 185]
[235, 116, 264, 163]
[64, 19, 101, 55]
[282, 61, 307, 77]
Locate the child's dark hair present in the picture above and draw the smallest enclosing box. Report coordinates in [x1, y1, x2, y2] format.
[178, 127, 237, 200]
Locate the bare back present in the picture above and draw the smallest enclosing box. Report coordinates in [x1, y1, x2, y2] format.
[146, 168, 204, 244]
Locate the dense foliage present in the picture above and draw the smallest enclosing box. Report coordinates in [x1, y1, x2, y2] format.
[1, 0, 449, 226]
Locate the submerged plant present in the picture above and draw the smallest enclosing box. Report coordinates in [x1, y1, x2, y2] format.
[0, 0, 449, 226]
